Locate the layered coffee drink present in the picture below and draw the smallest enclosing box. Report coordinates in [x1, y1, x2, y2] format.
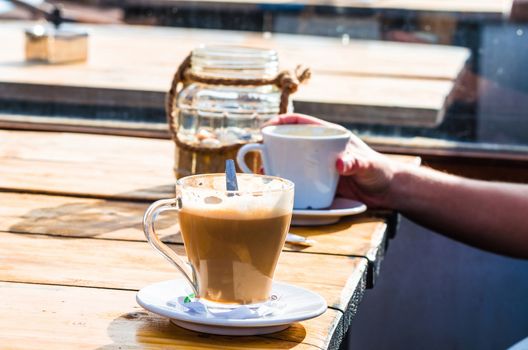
[179, 210, 290, 304]
[177, 174, 294, 306]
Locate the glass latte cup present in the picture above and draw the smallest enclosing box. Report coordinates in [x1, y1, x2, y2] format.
[143, 173, 294, 308]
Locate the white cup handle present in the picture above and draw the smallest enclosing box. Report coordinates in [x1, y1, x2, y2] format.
[237, 143, 269, 174]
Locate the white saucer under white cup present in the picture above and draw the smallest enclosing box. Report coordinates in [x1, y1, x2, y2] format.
[292, 197, 367, 226]
[136, 279, 327, 336]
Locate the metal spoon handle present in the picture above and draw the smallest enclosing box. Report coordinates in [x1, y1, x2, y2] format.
[225, 159, 239, 191]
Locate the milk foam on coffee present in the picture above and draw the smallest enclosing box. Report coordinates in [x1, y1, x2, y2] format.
[179, 174, 292, 219]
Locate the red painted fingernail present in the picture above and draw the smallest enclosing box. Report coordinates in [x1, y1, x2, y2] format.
[336, 158, 345, 173]
[336, 156, 352, 174]
[337, 154, 355, 174]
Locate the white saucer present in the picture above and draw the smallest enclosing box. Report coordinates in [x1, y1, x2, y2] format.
[136, 279, 327, 336]
[292, 197, 367, 226]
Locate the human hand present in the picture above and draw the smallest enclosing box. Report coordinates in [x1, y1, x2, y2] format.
[265, 114, 401, 208]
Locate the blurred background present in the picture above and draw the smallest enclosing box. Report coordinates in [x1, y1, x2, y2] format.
[1, 0, 527, 348]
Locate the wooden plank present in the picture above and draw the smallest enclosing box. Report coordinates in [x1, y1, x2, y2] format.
[0, 192, 385, 257]
[0, 129, 172, 166]
[0, 281, 345, 349]
[0, 80, 450, 127]
[0, 231, 368, 313]
[0, 156, 173, 200]
[0, 21, 469, 126]
[0, 191, 386, 288]
[0, 192, 158, 240]
[0, 129, 419, 200]
[0, 129, 175, 200]
[298, 73, 453, 110]
[290, 216, 387, 289]
[0, 76, 454, 127]
[0, 21, 469, 81]
[0, 113, 172, 139]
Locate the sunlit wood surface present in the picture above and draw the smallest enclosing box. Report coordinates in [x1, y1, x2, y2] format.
[0, 21, 469, 127]
[0, 129, 420, 349]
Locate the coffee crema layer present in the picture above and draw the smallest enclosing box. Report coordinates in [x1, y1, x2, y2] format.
[179, 209, 291, 305]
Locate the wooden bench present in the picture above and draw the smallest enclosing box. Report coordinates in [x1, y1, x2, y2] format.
[0, 21, 469, 127]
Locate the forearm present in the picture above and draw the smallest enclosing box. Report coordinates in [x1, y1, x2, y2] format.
[511, 0, 528, 22]
[387, 165, 528, 258]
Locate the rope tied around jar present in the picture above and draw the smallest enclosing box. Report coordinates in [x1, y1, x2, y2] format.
[166, 52, 311, 153]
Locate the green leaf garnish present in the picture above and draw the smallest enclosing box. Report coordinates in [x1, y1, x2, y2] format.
[183, 293, 195, 303]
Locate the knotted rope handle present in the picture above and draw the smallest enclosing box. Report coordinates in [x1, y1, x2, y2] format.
[166, 52, 311, 140]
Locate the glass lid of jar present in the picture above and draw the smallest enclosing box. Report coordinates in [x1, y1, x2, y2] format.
[191, 45, 279, 79]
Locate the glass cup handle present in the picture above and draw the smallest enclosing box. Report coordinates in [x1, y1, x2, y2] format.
[142, 198, 198, 295]
[236, 143, 270, 174]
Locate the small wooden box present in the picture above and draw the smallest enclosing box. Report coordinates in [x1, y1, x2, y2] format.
[25, 26, 88, 64]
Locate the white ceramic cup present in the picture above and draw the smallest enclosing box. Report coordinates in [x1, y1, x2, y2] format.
[237, 124, 351, 209]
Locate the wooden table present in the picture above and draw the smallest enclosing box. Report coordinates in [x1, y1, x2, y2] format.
[0, 21, 469, 127]
[0, 128, 416, 349]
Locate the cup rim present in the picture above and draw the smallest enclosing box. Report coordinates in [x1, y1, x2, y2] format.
[261, 124, 351, 140]
[176, 173, 294, 194]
